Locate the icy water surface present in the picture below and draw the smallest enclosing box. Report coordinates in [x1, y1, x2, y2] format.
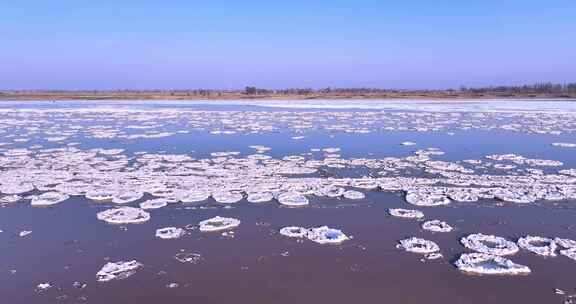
[1, 100, 575, 304]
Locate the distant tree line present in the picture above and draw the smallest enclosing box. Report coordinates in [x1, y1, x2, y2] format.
[2, 82, 575, 96]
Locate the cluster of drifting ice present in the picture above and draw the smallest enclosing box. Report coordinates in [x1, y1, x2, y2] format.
[96, 207, 151, 224]
[454, 253, 531, 275]
[174, 250, 204, 264]
[198, 216, 241, 232]
[421, 220, 453, 233]
[140, 198, 171, 209]
[460, 233, 519, 256]
[96, 260, 143, 282]
[155, 227, 185, 239]
[517, 235, 557, 257]
[388, 208, 424, 219]
[279, 225, 349, 244]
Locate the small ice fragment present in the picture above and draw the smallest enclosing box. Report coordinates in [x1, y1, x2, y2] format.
[35, 282, 52, 292]
[19, 230, 32, 237]
[401, 141, 416, 146]
[174, 250, 204, 264]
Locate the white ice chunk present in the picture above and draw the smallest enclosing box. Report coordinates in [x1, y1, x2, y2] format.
[460, 233, 519, 256]
[306, 226, 349, 244]
[198, 216, 241, 232]
[422, 220, 453, 233]
[155, 227, 185, 239]
[96, 207, 151, 224]
[454, 253, 531, 275]
[279, 226, 309, 238]
[96, 260, 143, 282]
[397, 237, 440, 254]
[31, 191, 69, 207]
[388, 208, 424, 219]
[277, 192, 309, 207]
[518, 235, 557, 257]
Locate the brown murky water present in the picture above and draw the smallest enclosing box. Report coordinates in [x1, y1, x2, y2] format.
[1, 193, 575, 304]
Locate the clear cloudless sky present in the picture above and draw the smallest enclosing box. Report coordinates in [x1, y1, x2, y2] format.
[1, 0, 575, 90]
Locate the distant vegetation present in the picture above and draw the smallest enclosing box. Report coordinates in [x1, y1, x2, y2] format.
[1, 82, 575, 100]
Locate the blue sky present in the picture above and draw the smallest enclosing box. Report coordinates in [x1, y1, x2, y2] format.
[1, 0, 575, 89]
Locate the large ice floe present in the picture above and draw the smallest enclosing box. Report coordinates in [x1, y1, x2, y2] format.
[155, 227, 185, 239]
[198, 216, 241, 232]
[454, 253, 531, 275]
[30, 191, 69, 207]
[405, 189, 451, 206]
[421, 220, 453, 232]
[306, 226, 349, 244]
[96, 260, 143, 282]
[277, 192, 309, 207]
[460, 233, 519, 256]
[517, 235, 557, 257]
[96, 207, 151, 224]
[388, 208, 424, 219]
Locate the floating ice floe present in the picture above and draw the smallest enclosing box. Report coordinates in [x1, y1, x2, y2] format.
[388, 208, 424, 219]
[180, 190, 210, 203]
[212, 191, 243, 204]
[405, 189, 451, 206]
[19, 230, 32, 237]
[96, 207, 151, 224]
[460, 233, 519, 256]
[422, 220, 453, 233]
[517, 235, 557, 257]
[306, 226, 349, 244]
[155, 227, 185, 239]
[174, 250, 204, 264]
[35, 282, 52, 292]
[96, 260, 143, 282]
[454, 253, 531, 275]
[0, 194, 22, 204]
[111, 191, 144, 204]
[552, 142, 576, 148]
[139, 198, 170, 210]
[277, 192, 309, 207]
[246, 192, 274, 203]
[279, 226, 309, 238]
[401, 141, 416, 146]
[30, 191, 70, 207]
[198, 216, 241, 232]
[397, 237, 441, 255]
[555, 237, 576, 249]
[343, 190, 365, 200]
